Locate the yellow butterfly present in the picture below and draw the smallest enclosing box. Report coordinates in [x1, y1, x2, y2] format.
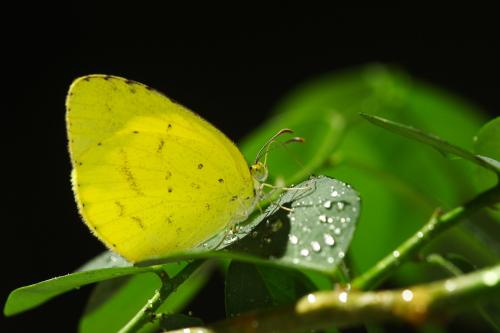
[66, 75, 277, 262]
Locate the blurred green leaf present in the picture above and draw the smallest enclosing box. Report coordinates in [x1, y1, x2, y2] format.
[225, 262, 274, 317]
[239, 64, 497, 279]
[156, 314, 203, 330]
[225, 262, 314, 317]
[473, 117, 500, 223]
[80, 274, 158, 333]
[79, 261, 211, 333]
[474, 117, 500, 162]
[360, 113, 500, 174]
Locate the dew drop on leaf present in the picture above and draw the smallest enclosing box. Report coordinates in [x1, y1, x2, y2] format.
[324, 233, 335, 246]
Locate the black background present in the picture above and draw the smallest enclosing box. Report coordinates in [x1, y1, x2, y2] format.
[2, 4, 499, 332]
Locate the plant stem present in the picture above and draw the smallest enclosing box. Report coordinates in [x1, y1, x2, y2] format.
[118, 260, 203, 333]
[166, 264, 500, 333]
[351, 184, 500, 290]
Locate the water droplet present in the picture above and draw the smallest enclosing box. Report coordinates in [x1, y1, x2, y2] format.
[264, 237, 271, 244]
[327, 217, 334, 223]
[417, 231, 423, 238]
[307, 293, 317, 303]
[337, 202, 345, 210]
[293, 258, 299, 264]
[483, 271, 499, 286]
[188, 310, 193, 316]
[311, 241, 321, 252]
[252, 231, 258, 237]
[289, 234, 298, 244]
[338, 291, 348, 303]
[340, 217, 346, 223]
[290, 216, 296, 222]
[323, 201, 332, 208]
[338, 251, 345, 259]
[323, 233, 335, 246]
[393, 250, 400, 258]
[331, 190, 339, 197]
[300, 249, 310, 257]
[319, 215, 327, 223]
[445, 279, 456, 292]
[334, 228, 342, 235]
[327, 256, 334, 264]
[401, 289, 413, 302]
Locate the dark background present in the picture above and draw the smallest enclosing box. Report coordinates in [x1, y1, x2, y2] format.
[2, 4, 498, 332]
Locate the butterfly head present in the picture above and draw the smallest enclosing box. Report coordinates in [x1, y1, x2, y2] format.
[250, 161, 268, 182]
[251, 128, 304, 184]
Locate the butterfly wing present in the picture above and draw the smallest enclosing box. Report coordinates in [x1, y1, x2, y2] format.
[67, 75, 255, 262]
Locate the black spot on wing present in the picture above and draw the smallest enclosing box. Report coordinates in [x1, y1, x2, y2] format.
[157, 139, 165, 153]
[131, 216, 144, 229]
[119, 150, 144, 196]
[198, 163, 203, 169]
[115, 201, 125, 217]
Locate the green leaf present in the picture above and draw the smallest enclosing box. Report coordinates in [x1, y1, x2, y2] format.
[4, 252, 157, 316]
[79, 274, 158, 333]
[474, 117, 500, 162]
[360, 113, 500, 175]
[5, 175, 358, 316]
[79, 261, 211, 333]
[148, 176, 360, 276]
[225, 262, 274, 317]
[240, 64, 498, 280]
[225, 262, 314, 318]
[473, 117, 500, 222]
[156, 313, 203, 330]
[224, 176, 361, 274]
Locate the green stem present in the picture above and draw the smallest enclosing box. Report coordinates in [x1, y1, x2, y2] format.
[351, 185, 500, 290]
[167, 264, 500, 333]
[118, 260, 203, 333]
[426, 253, 500, 332]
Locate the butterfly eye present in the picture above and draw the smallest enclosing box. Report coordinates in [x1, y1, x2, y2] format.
[250, 162, 268, 182]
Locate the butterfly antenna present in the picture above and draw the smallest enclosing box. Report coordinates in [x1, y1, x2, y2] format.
[254, 128, 294, 165]
[276, 137, 306, 169]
